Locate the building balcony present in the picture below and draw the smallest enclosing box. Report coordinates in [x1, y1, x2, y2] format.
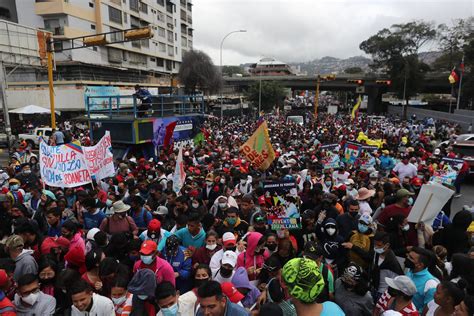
[35, 0, 95, 22]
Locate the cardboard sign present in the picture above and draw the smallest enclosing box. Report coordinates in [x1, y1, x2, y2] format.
[320, 144, 341, 169]
[359, 145, 378, 170]
[407, 182, 454, 225]
[240, 121, 276, 171]
[431, 157, 464, 185]
[40, 141, 92, 188]
[83, 131, 114, 181]
[342, 142, 361, 165]
[262, 181, 301, 230]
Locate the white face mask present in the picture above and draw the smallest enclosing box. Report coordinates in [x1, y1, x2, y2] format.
[374, 247, 385, 254]
[137, 295, 148, 301]
[220, 178, 226, 184]
[112, 295, 127, 306]
[240, 179, 247, 185]
[19, 292, 39, 306]
[206, 243, 217, 250]
[192, 202, 199, 209]
[218, 202, 227, 209]
[402, 224, 410, 231]
[326, 228, 336, 236]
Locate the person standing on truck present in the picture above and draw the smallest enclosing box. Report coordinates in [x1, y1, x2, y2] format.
[134, 85, 152, 117]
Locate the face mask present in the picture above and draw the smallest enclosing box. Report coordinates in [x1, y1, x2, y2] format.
[106, 199, 113, 207]
[112, 295, 127, 306]
[358, 223, 369, 233]
[266, 244, 277, 251]
[148, 175, 153, 180]
[218, 203, 227, 209]
[10, 184, 19, 191]
[141, 255, 154, 265]
[401, 224, 410, 232]
[23, 170, 32, 175]
[194, 278, 208, 288]
[226, 218, 236, 226]
[374, 247, 385, 254]
[161, 302, 179, 316]
[206, 181, 213, 186]
[24, 192, 32, 202]
[220, 267, 233, 278]
[220, 178, 226, 184]
[326, 228, 336, 236]
[325, 181, 332, 187]
[192, 202, 199, 209]
[20, 292, 39, 305]
[206, 243, 217, 250]
[408, 197, 414, 206]
[240, 179, 247, 185]
[137, 295, 148, 301]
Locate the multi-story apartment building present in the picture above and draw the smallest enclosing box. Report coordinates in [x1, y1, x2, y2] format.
[1, 0, 193, 80]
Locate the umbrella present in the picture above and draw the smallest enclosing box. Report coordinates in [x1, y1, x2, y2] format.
[9, 105, 60, 115]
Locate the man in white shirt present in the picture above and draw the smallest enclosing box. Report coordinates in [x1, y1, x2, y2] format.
[212, 251, 238, 284]
[210, 232, 241, 276]
[332, 166, 350, 186]
[393, 156, 417, 181]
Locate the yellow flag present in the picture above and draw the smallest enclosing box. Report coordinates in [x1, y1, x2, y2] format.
[351, 95, 362, 120]
[240, 121, 275, 171]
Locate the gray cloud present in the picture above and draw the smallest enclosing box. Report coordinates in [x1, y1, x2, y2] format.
[192, 0, 474, 65]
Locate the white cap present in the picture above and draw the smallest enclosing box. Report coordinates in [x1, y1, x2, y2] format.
[154, 205, 168, 215]
[221, 251, 238, 267]
[385, 276, 417, 296]
[345, 179, 355, 185]
[86, 228, 100, 241]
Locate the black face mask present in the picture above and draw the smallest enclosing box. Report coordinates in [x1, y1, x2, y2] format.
[404, 258, 416, 270]
[255, 248, 265, 255]
[387, 287, 400, 297]
[349, 211, 358, 217]
[266, 244, 277, 251]
[226, 246, 237, 252]
[40, 278, 55, 285]
[220, 267, 233, 278]
[194, 278, 209, 288]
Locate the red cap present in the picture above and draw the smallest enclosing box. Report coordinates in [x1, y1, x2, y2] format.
[189, 190, 199, 198]
[148, 219, 161, 232]
[221, 282, 244, 303]
[0, 269, 8, 287]
[140, 240, 157, 255]
[258, 195, 266, 206]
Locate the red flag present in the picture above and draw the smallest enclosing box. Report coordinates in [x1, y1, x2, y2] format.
[201, 128, 210, 141]
[164, 121, 177, 148]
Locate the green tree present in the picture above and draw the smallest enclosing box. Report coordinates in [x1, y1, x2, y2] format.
[245, 81, 286, 112]
[360, 21, 436, 118]
[178, 50, 222, 95]
[222, 65, 246, 77]
[434, 18, 473, 71]
[344, 67, 363, 74]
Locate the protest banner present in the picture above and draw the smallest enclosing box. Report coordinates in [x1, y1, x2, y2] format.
[262, 181, 301, 230]
[430, 157, 464, 185]
[40, 141, 92, 188]
[240, 121, 276, 171]
[342, 141, 361, 165]
[407, 182, 454, 226]
[320, 144, 341, 169]
[359, 145, 378, 169]
[83, 131, 114, 181]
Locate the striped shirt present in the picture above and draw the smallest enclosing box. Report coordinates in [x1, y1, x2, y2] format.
[375, 291, 419, 316]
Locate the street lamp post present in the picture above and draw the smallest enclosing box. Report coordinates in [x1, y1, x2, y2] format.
[219, 30, 246, 119]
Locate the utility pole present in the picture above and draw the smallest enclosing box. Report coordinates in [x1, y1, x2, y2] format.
[0, 62, 12, 152]
[47, 38, 56, 129]
[314, 75, 320, 120]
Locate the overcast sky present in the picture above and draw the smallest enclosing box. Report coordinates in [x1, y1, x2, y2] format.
[192, 0, 474, 66]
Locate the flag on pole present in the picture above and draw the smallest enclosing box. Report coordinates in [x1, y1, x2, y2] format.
[240, 121, 275, 171]
[163, 121, 178, 148]
[351, 95, 362, 120]
[448, 68, 460, 84]
[172, 145, 186, 193]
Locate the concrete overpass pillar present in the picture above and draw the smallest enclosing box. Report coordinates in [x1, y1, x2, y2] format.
[366, 86, 383, 114]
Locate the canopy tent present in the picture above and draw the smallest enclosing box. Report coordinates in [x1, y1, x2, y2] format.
[9, 105, 60, 115]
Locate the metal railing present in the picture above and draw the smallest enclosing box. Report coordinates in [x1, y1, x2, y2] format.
[86, 94, 205, 119]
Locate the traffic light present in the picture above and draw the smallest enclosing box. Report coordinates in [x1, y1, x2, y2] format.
[83, 34, 107, 46]
[376, 80, 392, 86]
[125, 26, 154, 41]
[347, 79, 364, 85]
[322, 74, 336, 81]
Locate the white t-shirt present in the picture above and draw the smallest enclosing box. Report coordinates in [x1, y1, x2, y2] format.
[359, 201, 373, 215]
[393, 162, 417, 180]
[332, 171, 350, 185]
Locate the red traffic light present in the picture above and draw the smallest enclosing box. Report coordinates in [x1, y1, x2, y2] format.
[376, 80, 392, 86]
[347, 79, 364, 85]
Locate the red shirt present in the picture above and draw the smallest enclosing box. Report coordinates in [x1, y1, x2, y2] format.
[375, 291, 419, 316]
[378, 204, 411, 226]
[133, 257, 176, 286]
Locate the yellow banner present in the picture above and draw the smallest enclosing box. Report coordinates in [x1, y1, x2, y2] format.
[240, 121, 276, 171]
[351, 95, 362, 119]
[357, 131, 385, 148]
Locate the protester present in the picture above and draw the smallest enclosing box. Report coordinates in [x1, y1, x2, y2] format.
[196, 280, 250, 316]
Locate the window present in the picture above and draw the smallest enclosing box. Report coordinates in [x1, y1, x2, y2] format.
[91, 24, 96, 30]
[89, 2, 94, 7]
[129, 0, 139, 11]
[129, 52, 147, 65]
[150, 57, 156, 62]
[166, 59, 172, 71]
[93, 47, 98, 51]
[139, 2, 148, 13]
[108, 47, 123, 63]
[123, 12, 127, 23]
[156, 58, 164, 67]
[130, 16, 140, 28]
[158, 27, 165, 37]
[158, 42, 166, 52]
[168, 45, 174, 56]
[187, 3, 192, 11]
[110, 27, 123, 41]
[141, 39, 149, 48]
[174, 33, 177, 40]
[166, 1, 173, 13]
[157, 11, 164, 22]
[188, 39, 192, 48]
[167, 30, 173, 42]
[181, 36, 187, 47]
[109, 6, 122, 24]
[157, 0, 165, 5]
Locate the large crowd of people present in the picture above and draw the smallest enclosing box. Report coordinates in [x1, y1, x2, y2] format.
[0, 112, 472, 316]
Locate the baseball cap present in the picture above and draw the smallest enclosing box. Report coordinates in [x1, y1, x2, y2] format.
[154, 205, 168, 215]
[221, 282, 244, 303]
[222, 232, 236, 247]
[303, 241, 323, 260]
[281, 258, 325, 303]
[5, 235, 24, 250]
[148, 219, 161, 232]
[396, 189, 415, 199]
[0, 269, 9, 287]
[385, 275, 417, 296]
[140, 240, 157, 255]
[340, 263, 362, 286]
[359, 214, 373, 225]
[221, 251, 238, 267]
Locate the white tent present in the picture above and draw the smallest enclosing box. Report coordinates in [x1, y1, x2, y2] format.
[9, 105, 60, 115]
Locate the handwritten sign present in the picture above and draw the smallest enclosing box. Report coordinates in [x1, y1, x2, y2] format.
[263, 181, 301, 230]
[40, 142, 92, 188]
[83, 131, 115, 181]
[342, 142, 361, 165]
[320, 144, 341, 169]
